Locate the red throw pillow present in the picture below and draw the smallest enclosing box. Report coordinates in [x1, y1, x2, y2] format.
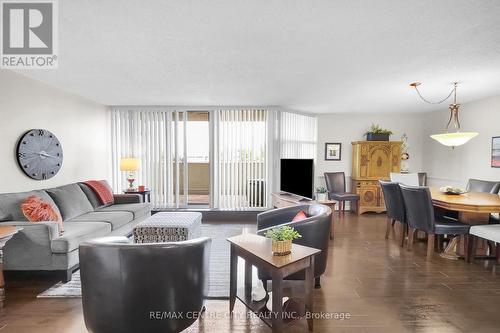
[292, 210, 307, 222]
[84, 180, 114, 206]
[21, 196, 64, 234]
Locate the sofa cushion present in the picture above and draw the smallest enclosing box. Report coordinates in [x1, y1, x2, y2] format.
[69, 211, 134, 230]
[46, 184, 94, 221]
[97, 203, 151, 219]
[78, 183, 102, 210]
[0, 208, 12, 222]
[51, 222, 111, 254]
[0, 190, 61, 222]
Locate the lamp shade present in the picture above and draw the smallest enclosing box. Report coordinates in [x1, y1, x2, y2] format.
[120, 158, 140, 171]
[430, 132, 478, 147]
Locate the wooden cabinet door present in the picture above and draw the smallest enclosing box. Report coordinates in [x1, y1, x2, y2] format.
[367, 143, 392, 179]
[390, 144, 402, 173]
[358, 184, 379, 208]
[358, 143, 369, 179]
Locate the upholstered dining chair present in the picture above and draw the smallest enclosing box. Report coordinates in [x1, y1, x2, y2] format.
[418, 172, 428, 186]
[399, 184, 471, 259]
[390, 172, 419, 186]
[447, 179, 500, 223]
[466, 178, 500, 194]
[379, 180, 407, 247]
[79, 236, 211, 333]
[324, 172, 360, 215]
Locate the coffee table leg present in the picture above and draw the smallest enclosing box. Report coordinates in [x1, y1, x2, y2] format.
[229, 244, 237, 313]
[305, 256, 315, 331]
[271, 272, 283, 332]
[244, 260, 252, 297]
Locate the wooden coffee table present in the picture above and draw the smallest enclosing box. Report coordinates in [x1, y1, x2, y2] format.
[227, 233, 321, 332]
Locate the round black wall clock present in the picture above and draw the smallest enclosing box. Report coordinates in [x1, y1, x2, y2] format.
[16, 129, 63, 180]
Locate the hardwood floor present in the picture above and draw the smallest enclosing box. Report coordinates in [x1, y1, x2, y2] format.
[3, 213, 500, 332]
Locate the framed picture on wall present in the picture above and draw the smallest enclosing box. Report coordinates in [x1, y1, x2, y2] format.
[492, 136, 500, 167]
[325, 143, 342, 161]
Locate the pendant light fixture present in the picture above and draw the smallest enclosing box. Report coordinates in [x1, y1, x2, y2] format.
[409, 82, 478, 147]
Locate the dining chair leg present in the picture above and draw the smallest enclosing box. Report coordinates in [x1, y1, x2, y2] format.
[464, 234, 471, 263]
[468, 235, 477, 263]
[427, 234, 435, 259]
[385, 218, 392, 239]
[496, 243, 500, 264]
[407, 227, 415, 251]
[400, 223, 406, 247]
[435, 235, 443, 252]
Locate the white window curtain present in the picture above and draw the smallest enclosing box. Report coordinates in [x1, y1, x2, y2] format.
[210, 109, 273, 209]
[110, 109, 175, 208]
[280, 111, 317, 159]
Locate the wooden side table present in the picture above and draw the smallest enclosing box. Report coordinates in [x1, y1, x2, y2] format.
[0, 226, 21, 308]
[227, 234, 321, 332]
[124, 189, 151, 203]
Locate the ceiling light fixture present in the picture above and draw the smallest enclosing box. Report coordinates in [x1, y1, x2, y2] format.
[409, 81, 478, 147]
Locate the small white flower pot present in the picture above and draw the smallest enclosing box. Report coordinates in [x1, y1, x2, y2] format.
[316, 193, 327, 202]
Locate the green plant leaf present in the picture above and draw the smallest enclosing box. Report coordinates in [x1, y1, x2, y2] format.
[265, 225, 302, 241]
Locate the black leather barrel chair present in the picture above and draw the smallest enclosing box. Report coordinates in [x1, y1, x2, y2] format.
[379, 180, 407, 247]
[399, 185, 471, 260]
[257, 204, 332, 288]
[324, 172, 360, 215]
[79, 236, 211, 333]
[466, 178, 500, 194]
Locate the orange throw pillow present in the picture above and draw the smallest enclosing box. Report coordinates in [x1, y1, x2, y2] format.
[21, 196, 64, 234]
[292, 210, 308, 222]
[84, 180, 114, 206]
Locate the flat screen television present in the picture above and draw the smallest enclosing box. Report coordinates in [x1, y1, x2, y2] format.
[280, 158, 314, 199]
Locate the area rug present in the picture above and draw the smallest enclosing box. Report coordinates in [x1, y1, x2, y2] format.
[38, 223, 256, 299]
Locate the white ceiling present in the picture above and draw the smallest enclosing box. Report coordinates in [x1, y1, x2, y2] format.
[17, 0, 500, 113]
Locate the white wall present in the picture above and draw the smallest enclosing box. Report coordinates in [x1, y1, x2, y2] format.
[0, 71, 109, 193]
[423, 95, 500, 188]
[316, 112, 426, 189]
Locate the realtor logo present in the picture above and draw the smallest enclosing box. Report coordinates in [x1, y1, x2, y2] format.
[1, 0, 58, 69]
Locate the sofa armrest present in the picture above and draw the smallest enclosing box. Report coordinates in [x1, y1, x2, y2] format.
[113, 194, 142, 204]
[1, 221, 59, 243]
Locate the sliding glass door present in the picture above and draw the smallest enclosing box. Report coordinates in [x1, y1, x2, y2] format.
[111, 108, 309, 210]
[175, 111, 210, 207]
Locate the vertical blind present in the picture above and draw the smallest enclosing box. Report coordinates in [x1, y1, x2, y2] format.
[111, 109, 174, 208]
[211, 109, 269, 209]
[280, 111, 317, 159]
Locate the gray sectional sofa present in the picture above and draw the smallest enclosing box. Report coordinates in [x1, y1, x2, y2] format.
[0, 183, 151, 281]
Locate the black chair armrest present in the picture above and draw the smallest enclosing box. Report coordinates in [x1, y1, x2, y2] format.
[257, 205, 306, 230]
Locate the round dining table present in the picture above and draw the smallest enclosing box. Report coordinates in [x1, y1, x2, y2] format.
[430, 187, 500, 259]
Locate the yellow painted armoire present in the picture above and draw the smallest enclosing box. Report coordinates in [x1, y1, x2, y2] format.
[351, 141, 402, 214]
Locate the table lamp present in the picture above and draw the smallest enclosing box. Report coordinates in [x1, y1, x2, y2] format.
[120, 157, 140, 190]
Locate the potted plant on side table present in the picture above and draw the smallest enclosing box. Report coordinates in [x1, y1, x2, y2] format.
[315, 186, 328, 201]
[265, 226, 302, 256]
[365, 124, 393, 141]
